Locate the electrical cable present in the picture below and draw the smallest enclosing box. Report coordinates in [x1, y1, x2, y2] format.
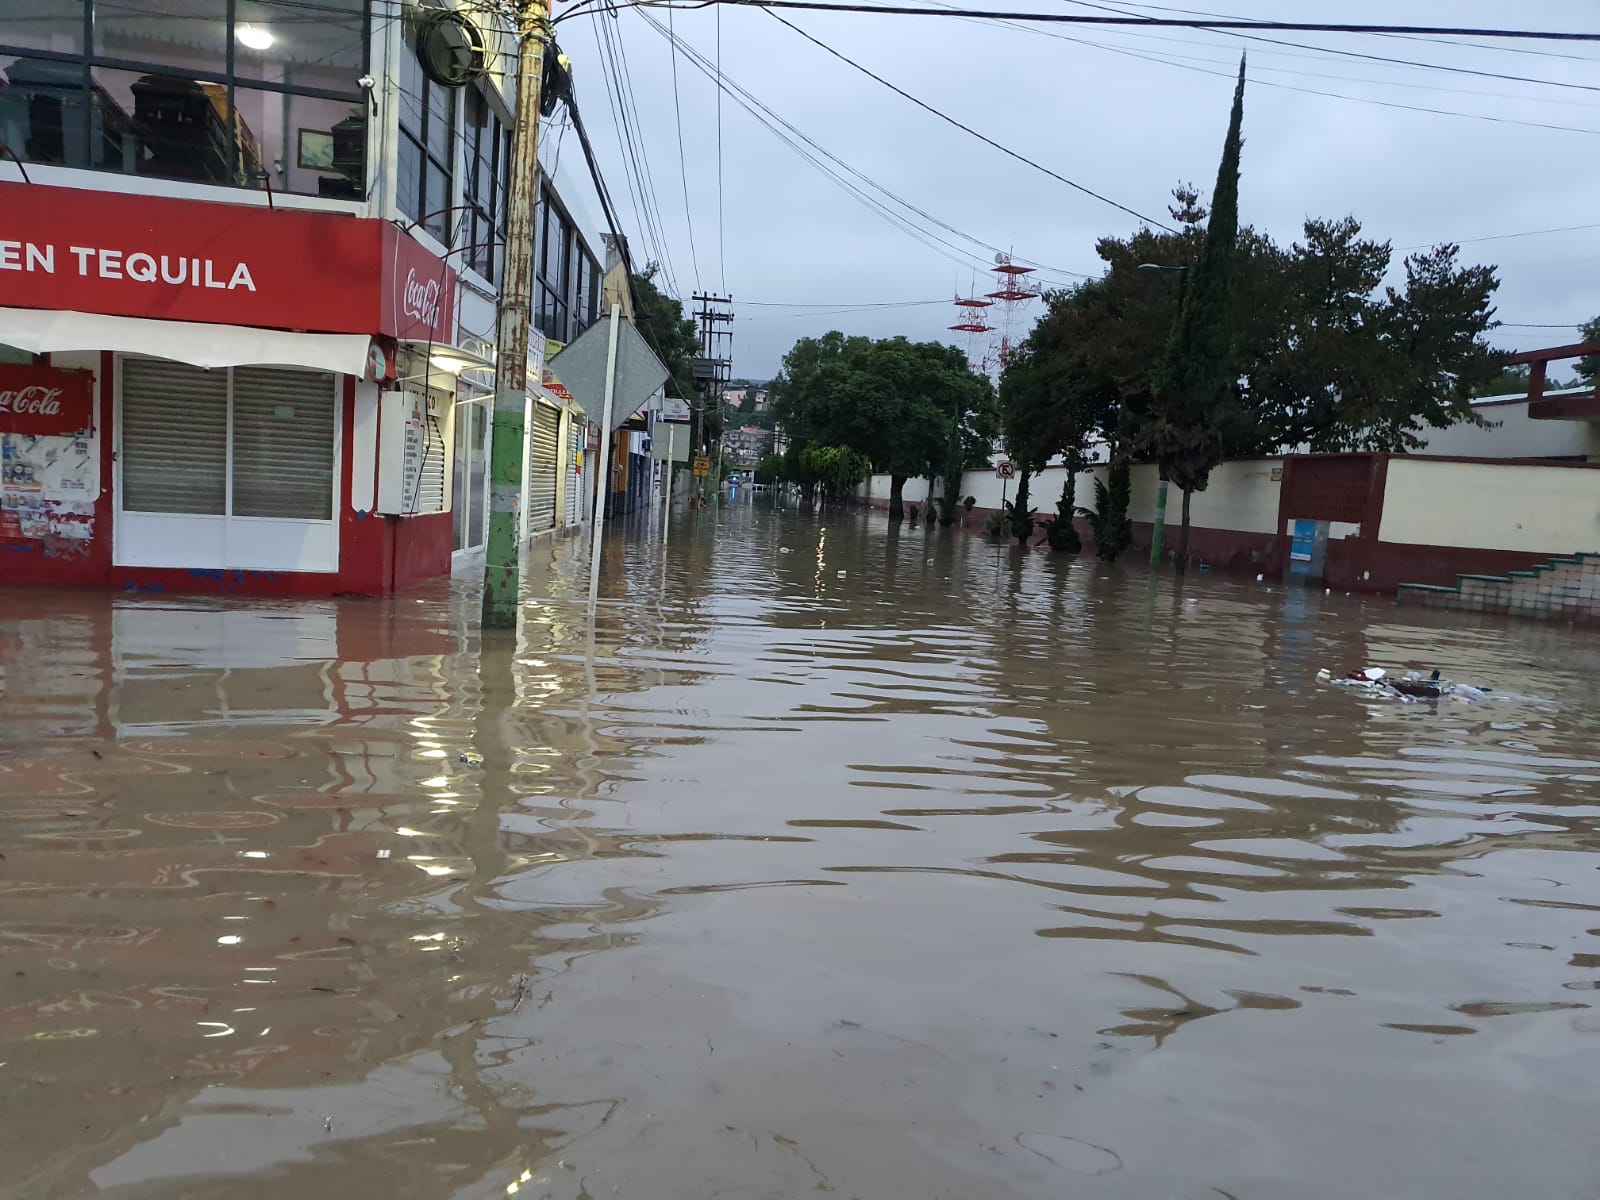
[596, 10, 679, 291]
[564, 82, 643, 311]
[716, 2, 727, 289]
[1103, 0, 1600, 63]
[1058, 0, 1600, 92]
[606, 8, 688, 292]
[766, 9, 1175, 230]
[590, 11, 682, 293]
[639, 8, 1093, 278]
[573, 2, 1600, 44]
[902, 0, 1600, 136]
[666, 4, 704, 285]
[1398, 222, 1600, 251]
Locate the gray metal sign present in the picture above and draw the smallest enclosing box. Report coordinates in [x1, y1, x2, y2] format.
[547, 312, 670, 428]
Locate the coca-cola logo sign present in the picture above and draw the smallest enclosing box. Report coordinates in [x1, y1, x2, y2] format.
[0, 365, 93, 437]
[0, 386, 65, 417]
[401, 268, 442, 331]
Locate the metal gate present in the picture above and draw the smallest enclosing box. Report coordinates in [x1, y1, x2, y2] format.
[527, 401, 560, 534]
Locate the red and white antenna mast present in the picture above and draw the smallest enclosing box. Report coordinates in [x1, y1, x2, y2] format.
[948, 284, 995, 375]
[985, 252, 1040, 370]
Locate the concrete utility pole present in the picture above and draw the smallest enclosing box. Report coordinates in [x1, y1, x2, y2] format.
[482, 0, 552, 629]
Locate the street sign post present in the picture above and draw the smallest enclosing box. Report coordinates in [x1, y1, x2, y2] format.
[547, 306, 671, 614]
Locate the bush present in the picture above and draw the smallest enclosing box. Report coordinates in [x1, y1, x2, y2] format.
[1082, 457, 1133, 561]
[1046, 474, 1081, 553]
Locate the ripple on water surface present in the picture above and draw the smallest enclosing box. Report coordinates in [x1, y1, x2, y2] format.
[2, 506, 1599, 1198]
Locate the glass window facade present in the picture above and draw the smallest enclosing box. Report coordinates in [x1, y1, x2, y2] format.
[396, 34, 454, 243]
[0, 0, 369, 195]
[463, 86, 509, 283]
[534, 185, 599, 345]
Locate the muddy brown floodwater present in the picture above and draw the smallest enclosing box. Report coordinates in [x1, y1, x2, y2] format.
[3, 503, 1600, 1199]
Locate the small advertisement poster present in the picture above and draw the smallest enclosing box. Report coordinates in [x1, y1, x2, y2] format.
[1, 432, 99, 544]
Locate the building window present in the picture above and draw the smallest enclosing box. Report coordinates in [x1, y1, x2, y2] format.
[0, 0, 369, 197]
[397, 32, 455, 243]
[463, 86, 509, 283]
[533, 186, 600, 344]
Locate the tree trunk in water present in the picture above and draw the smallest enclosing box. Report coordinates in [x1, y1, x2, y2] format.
[1012, 470, 1033, 547]
[940, 473, 960, 526]
[888, 475, 906, 522]
[1177, 485, 1193, 575]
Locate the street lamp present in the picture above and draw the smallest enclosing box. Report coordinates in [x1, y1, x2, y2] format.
[1137, 262, 1189, 571]
[1137, 261, 1189, 308]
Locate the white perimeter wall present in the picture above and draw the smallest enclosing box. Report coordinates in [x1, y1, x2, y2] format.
[1379, 458, 1600, 553]
[865, 458, 1284, 534]
[1416, 396, 1599, 461]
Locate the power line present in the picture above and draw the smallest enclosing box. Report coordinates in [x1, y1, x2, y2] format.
[628, 2, 1600, 44]
[591, 10, 683, 294]
[1055, 0, 1600, 92]
[1114, 0, 1600, 63]
[1495, 322, 1592, 330]
[1044, 24, 1600, 108]
[637, 8, 1094, 278]
[665, 5, 703, 285]
[1400, 222, 1600, 251]
[716, 4, 728, 290]
[565, 81, 643, 307]
[605, 11, 687, 291]
[973, 16, 1600, 137]
[764, 8, 1177, 230]
[742, 297, 948, 306]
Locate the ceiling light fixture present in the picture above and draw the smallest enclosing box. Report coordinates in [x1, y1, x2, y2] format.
[236, 24, 274, 50]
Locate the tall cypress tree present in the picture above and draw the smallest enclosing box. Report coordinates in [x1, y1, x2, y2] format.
[1150, 55, 1246, 574]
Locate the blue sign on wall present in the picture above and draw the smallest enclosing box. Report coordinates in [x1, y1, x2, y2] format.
[1289, 518, 1318, 578]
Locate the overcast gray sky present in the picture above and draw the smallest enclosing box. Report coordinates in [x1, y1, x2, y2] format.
[564, 0, 1600, 379]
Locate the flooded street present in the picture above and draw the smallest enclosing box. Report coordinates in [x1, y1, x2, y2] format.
[4, 503, 1600, 1199]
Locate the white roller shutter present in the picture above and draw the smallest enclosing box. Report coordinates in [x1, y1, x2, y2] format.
[528, 402, 559, 534]
[232, 367, 337, 519]
[564, 418, 582, 527]
[121, 359, 227, 515]
[416, 397, 448, 516]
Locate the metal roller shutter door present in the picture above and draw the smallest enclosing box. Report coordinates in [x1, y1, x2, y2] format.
[231, 367, 337, 519]
[121, 359, 228, 515]
[528, 402, 560, 534]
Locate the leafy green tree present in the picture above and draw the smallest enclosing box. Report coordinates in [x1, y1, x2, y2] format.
[798, 445, 871, 504]
[1084, 455, 1133, 561]
[772, 333, 991, 520]
[1576, 316, 1600, 384]
[936, 384, 998, 526]
[999, 297, 1119, 553]
[1146, 56, 1247, 574]
[1009, 470, 1036, 547]
[754, 452, 787, 484]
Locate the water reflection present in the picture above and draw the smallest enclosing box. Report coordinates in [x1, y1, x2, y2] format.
[2, 506, 1600, 1198]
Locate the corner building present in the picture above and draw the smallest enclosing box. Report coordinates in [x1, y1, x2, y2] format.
[0, 0, 604, 594]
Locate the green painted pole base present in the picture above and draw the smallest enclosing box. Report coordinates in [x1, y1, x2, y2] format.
[1149, 478, 1168, 570]
[481, 403, 528, 629]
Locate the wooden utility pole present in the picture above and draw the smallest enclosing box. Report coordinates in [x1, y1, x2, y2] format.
[690, 292, 733, 499]
[482, 1, 552, 629]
